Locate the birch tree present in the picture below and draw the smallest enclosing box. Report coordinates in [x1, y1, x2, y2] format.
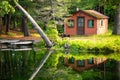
[14, 0, 53, 47]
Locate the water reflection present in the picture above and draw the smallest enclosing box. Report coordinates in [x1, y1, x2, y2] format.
[117, 61, 120, 80]
[64, 57, 107, 71]
[0, 50, 36, 80]
[0, 48, 120, 80]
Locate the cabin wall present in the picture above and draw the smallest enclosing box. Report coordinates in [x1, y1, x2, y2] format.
[64, 11, 108, 35]
[84, 15, 97, 35]
[64, 11, 97, 35]
[64, 16, 77, 35]
[97, 19, 108, 34]
[75, 11, 97, 35]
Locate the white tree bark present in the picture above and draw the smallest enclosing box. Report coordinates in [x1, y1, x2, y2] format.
[15, 2, 53, 47]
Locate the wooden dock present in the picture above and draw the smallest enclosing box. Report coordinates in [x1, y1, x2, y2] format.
[0, 39, 40, 51]
[1, 48, 32, 51]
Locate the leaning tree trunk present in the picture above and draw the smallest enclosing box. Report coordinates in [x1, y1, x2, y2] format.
[15, 2, 53, 47]
[112, 4, 120, 35]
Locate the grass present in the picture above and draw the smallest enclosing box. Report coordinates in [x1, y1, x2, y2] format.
[51, 30, 120, 55]
[31, 33, 40, 37]
[7, 32, 17, 37]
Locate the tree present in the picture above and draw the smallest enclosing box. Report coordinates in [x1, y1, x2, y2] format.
[19, 0, 35, 36]
[33, 0, 71, 30]
[112, 4, 120, 35]
[0, 1, 15, 34]
[14, 1, 53, 47]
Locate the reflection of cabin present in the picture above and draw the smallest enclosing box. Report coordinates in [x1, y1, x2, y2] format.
[64, 57, 107, 71]
[64, 10, 109, 35]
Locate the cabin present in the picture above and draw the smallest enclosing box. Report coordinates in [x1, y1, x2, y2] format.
[64, 57, 107, 71]
[64, 10, 109, 35]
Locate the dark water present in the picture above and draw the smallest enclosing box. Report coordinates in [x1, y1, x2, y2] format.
[0, 48, 120, 80]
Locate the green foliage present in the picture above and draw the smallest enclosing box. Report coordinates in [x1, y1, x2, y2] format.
[51, 34, 120, 60]
[13, 0, 18, 4]
[35, 67, 82, 80]
[57, 25, 64, 33]
[44, 51, 63, 68]
[105, 59, 116, 71]
[0, 1, 15, 16]
[81, 69, 102, 80]
[45, 20, 61, 42]
[7, 32, 16, 36]
[53, 69, 82, 80]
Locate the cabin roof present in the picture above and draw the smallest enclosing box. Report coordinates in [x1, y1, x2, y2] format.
[65, 10, 109, 19]
[82, 10, 109, 19]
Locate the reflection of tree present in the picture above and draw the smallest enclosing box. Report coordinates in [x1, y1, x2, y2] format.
[117, 61, 120, 80]
[35, 67, 82, 80]
[0, 49, 36, 80]
[0, 51, 13, 79]
[29, 49, 53, 80]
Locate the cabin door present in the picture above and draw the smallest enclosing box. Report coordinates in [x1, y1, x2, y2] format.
[77, 17, 85, 35]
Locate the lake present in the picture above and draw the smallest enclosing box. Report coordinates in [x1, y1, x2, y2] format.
[0, 48, 120, 80]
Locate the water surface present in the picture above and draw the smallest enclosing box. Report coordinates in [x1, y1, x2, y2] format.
[0, 48, 120, 80]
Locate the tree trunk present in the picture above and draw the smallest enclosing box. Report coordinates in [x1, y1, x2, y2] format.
[15, 2, 53, 47]
[5, 14, 11, 33]
[13, 17, 17, 29]
[0, 17, 2, 34]
[112, 4, 120, 35]
[21, 16, 30, 36]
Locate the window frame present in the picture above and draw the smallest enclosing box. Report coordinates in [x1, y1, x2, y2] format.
[88, 20, 94, 28]
[87, 58, 94, 64]
[68, 19, 74, 28]
[100, 20, 104, 27]
[77, 17, 84, 27]
[77, 60, 85, 67]
[68, 57, 75, 64]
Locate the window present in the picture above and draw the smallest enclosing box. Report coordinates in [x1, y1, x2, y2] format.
[68, 20, 74, 28]
[77, 60, 85, 67]
[88, 20, 94, 28]
[69, 57, 74, 64]
[100, 20, 103, 27]
[87, 58, 94, 64]
[100, 58, 103, 62]
[78, 17, 84, 27]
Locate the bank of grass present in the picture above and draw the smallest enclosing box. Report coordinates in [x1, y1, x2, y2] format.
[52, 31, 120, 54]
[37, 28, 120, 54]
